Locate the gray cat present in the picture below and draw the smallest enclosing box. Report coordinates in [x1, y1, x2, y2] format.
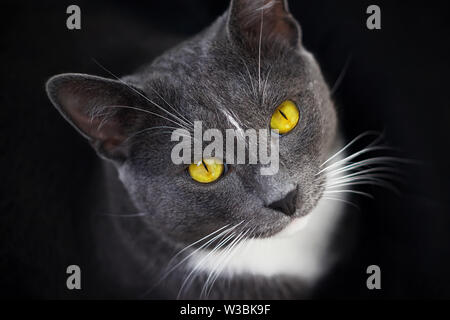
[46, 0, 351, 299]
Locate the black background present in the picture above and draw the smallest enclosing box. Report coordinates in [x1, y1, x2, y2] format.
[1, 0, 450, 299]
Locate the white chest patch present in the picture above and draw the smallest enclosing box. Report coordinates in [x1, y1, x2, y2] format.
[187, 153, 347, 284]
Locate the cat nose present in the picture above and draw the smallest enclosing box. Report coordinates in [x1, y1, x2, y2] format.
[267, 188, 298, 216]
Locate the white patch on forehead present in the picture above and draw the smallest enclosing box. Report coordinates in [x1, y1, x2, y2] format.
[219, 108, 244, 138]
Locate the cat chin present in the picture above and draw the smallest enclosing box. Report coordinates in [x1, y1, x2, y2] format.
[272, 187, 327, 238]
[274, 214, 311, 238]
[186, 192, 346, 283]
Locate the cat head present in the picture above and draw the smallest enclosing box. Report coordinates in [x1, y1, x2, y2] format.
[46, 0, 337, 244]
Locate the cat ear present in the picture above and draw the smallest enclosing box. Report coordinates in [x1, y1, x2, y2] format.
[46, 73, 144, 162]
[227, 0, 301, 49]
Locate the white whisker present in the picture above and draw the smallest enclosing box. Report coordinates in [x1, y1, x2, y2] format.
[164, 222, 241, 277]
[325, 166, 402, 180]
[324, 189, 374, 199]
[147, 86, 194, 127]
[203, 227, 253, 298]
[325, 178, 400, 194]
[165, 224, 232, 271]
[318, 145, 395, 175]
[323, 196, 360, 209]
[240, 58, 257, 97]
[323, 156, 413, 177]
[177, 230, 237, 299]
[320, 130, 412, 211]
[200, 231, 243, 298]
[258, 6, 263, 92]
[123, 125, 186, 143]
[92, 59, 192, 131]
[262, 65, 272, 105]
[320, 131, 381, 168]
[330, 54, 352, 95]
[200, 223, 252, 298]
[141, 222, 242, 298]
[104, 105, 191, 132]
[326, 173, 402, 187]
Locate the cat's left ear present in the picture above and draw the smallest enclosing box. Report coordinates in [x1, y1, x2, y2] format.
[227, 0, 301, 49]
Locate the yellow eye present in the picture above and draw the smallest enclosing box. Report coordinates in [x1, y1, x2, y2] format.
[270, 100, 299, 134]
[188, 158, 224, 183]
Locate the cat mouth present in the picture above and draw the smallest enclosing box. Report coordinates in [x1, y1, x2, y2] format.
[276, 215, 312, 237]
[262, 183, 326, 238]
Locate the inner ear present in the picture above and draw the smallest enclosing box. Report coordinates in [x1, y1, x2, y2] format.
[46, 73, 145, 161]
[227, 0, 301, 49]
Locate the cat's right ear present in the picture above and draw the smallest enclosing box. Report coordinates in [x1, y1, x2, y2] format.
[46, 73, 145, 162]
[226, 0, 301, 50]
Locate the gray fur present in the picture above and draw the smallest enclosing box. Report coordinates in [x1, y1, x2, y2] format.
[46, 0, 339, 299]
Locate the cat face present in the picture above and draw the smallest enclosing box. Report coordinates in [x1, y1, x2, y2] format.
[46, 0, 337, 244]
